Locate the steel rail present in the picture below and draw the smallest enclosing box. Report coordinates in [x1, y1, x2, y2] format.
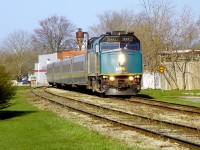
[124, 97, 200, 115]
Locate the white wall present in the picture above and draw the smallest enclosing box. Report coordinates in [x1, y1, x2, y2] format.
[34, 53, 58, 85]
[142, 72, 161, 89]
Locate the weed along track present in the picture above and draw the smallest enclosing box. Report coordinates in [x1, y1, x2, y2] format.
[31, 87, 200, 149]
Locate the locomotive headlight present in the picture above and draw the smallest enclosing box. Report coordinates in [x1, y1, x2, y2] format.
[109, 76, 115, 81]
[118, 53, 125, 66]
[129, 76, 134, 81]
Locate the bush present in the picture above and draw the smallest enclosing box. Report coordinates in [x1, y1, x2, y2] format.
[0, 66, 16, 109]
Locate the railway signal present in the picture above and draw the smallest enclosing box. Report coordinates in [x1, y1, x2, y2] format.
[159, 65, 165, 74]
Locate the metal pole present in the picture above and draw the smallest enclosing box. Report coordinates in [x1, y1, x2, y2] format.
[161, 73, 163, 92]
[84, 32, 89, 74]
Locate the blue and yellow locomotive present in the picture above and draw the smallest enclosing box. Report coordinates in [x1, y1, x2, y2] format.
[46, 30, 142, 95]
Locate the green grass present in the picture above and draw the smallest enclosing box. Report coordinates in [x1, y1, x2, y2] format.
[139, 89, 200, 107]
[0, 87, 141, 150]
[2, 87, 198, 150]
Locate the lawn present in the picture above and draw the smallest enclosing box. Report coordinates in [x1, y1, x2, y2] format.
[139, 89, 200, 107]
[0, 87, 137, 150]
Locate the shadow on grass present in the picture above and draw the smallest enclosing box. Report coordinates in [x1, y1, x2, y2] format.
[137, 94, 154, 99]
[0, 110, 36, 120]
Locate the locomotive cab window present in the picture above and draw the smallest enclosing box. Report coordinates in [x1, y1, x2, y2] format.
[100, 35, 140, 52]
[101, 42, 119, 51]
[120, 42, 140, 51]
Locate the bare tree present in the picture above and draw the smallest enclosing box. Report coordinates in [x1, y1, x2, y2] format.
[195, 16, 200, 49]
[32, 15, 76, 54]
[1, 30, 36, 80]
[89, 10, 136, 36]
[161, 6, 199, 89]
[135, 0, 172, 70]
[3, 30, 31, 53]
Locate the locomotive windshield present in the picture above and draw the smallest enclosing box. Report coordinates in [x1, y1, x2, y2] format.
[100, 35, 140, 52]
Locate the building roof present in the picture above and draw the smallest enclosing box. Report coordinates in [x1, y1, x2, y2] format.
[159, 49, 200, 55]
[57, 50, 86, 60]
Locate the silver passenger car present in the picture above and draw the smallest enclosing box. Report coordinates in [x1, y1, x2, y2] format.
[46, 54, 87, 87]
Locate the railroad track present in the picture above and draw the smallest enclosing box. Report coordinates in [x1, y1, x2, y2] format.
[31, 87, 200, 149]
[129, 96, 200, 115]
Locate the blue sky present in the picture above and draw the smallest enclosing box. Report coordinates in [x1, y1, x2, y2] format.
[0, 0, 199, 41]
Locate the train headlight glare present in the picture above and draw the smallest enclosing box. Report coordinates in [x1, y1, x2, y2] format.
[109, 76, 115, 81]
[129, 76, 134, 81]
[118, 53, 125, 66]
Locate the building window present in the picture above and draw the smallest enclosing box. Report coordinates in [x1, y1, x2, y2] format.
[47, 59, 50, 64]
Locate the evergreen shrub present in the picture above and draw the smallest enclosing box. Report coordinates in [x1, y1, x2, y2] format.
[0, 66, 16, 109]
